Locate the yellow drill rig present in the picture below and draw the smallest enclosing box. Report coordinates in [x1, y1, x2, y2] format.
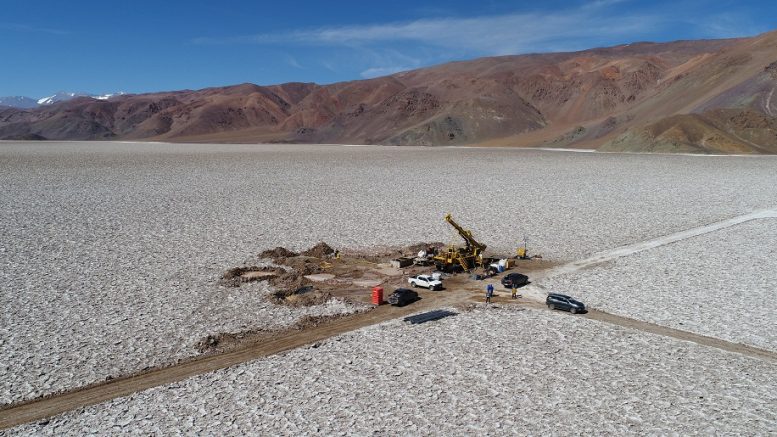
[433, 213, 487, 272]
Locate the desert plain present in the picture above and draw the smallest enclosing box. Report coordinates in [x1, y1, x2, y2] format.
[1, 141, 776, 434]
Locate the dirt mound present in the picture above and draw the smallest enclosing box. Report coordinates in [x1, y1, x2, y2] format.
[271, 273, 311, 298]
[277, 257, 322, 275]
[259, 247, 299, 260]
[195, 334, 222, 353]
[220, 266, 285, 287]
[301, 242, 335, 258]
[280, 290, 333, 307]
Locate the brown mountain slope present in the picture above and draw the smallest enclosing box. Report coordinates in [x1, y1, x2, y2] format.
[600, 110, 777, 154]
[600, 30, 777, 153]
[1, 32, 776, 153]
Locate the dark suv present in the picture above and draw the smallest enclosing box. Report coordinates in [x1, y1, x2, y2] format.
[546, 293, 586, 314]
[501, 273, 529, 289]
[388, 288, 419, 307]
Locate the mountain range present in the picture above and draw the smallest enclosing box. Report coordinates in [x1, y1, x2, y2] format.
[0, 92, 126, 109]
[0, 96, 39, 109]
[2, 30, 776, 153]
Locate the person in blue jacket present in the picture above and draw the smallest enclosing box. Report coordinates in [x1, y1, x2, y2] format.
[486, 283, 494, 303]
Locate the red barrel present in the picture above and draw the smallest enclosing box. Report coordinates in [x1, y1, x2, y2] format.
[371, 286, 384, 305]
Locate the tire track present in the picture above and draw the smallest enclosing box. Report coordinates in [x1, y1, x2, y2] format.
[534, 208, 777, 281]
[582, 309, 777, 362]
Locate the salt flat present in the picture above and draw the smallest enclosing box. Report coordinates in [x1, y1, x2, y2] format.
[7, 307, 775, 435]
[541, 218, 777, 351]
[2, 141, 776, 404]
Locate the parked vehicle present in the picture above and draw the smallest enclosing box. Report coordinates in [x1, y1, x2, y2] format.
[388, 288, 419, 307]
[546, 293, 586, 314]
[408, 274, 443, 290]
[501, 272, 529, 289]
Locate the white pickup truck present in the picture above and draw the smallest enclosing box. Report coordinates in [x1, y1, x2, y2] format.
[408, 274, 443, 290]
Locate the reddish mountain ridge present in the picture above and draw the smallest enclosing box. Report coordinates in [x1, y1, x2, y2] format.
[2, 31, 777, 153]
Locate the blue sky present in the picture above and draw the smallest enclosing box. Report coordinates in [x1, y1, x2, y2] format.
[1, 0, 775, 98]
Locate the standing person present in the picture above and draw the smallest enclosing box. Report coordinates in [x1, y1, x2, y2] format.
[511, 286, 518, 299]
[486, 283, 494, 303]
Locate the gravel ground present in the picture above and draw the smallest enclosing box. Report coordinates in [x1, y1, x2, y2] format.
[541, 218, 777, 351]
[6, 306, 776, 435]
[2, 141, 777, 405]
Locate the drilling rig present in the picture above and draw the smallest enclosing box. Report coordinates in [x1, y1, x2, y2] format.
[433, 213, 487, 272]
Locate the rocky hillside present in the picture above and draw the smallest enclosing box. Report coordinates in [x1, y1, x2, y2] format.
[2, 31, 776, 153]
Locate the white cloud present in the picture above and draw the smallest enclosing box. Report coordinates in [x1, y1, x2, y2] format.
[690, 12, 767, 39]
[190, 0, 761, 81]
[193, 2, 658, 55]
[284, 55, 302, 69]
[360, 65, 413, 78]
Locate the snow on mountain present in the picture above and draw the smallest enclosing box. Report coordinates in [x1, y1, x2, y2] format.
[93, 92, 126, 100]
[0, 96, 39, 109]
[36, 91, 126, 105]
[37, 92, 83, 105]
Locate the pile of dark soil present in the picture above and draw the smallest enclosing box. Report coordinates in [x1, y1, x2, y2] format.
[271, 273, 311, 298]
[272, 280, 332, 307]
[279, 290, 332, 307]
[278, 257, 322, 275]
[259, 246, 299, 261]
[195, 334, 222, 353]
[300, 242, 335, 258]
[220, 266, 285, 287]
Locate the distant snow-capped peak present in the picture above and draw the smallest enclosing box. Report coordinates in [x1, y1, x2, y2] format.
[37, 92, 81, 105]
[37, 91, 126, 105]
[93, 92, 126, 100]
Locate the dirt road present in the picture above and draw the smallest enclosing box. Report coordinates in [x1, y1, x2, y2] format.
[583, 309, 777, 362]
[0, 289, 463, 430]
